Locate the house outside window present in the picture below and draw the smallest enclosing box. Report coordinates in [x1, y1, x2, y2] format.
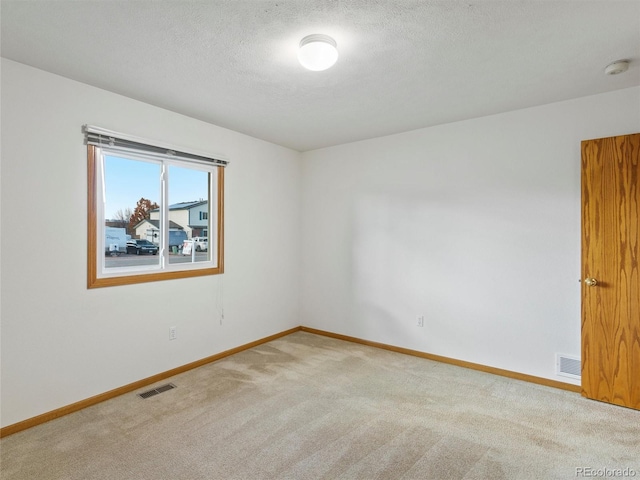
[148, 201, 209, 239]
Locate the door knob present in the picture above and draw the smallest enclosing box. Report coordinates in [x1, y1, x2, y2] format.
[584, 278, 598, 287]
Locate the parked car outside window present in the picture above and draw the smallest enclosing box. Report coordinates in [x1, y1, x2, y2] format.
[193, 237, 208, 252]
[126, 239, 159, 255]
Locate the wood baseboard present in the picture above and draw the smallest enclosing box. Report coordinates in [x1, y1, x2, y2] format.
[2, 324, 581, 437]
[300, 327, 582, 394]
[0, 326, 302, 438]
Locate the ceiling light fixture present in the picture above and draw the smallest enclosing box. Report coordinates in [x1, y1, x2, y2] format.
[604, 60, 629, 75]
[298, 34, 338, 71]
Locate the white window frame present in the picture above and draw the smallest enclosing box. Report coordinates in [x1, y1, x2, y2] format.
[86, 126, 226, 288]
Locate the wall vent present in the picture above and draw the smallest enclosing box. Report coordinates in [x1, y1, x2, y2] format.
[556, 354, 581, 379]
[138, 383, 176, 399]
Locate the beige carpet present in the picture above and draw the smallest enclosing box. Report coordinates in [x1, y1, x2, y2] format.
[1, 332, 639, 480]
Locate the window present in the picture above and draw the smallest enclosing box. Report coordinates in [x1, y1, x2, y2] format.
[86, 126, 227, 288]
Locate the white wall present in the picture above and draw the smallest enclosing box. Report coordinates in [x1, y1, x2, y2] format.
[300, 86, 640, 385]
[0, 59, 302, 427]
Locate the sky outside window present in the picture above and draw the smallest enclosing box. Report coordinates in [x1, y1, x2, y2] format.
[103, 155, 208, 219]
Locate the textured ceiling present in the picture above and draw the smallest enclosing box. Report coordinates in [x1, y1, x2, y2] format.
[2, 1, 639, 151]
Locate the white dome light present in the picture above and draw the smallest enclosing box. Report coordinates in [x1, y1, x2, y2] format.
[298, 34, 338, 71]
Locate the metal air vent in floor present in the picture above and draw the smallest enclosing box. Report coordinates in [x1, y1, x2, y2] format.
[138, 383, 176, 399]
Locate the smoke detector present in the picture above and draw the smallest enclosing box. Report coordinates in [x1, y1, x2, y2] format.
[604, 60, 629, 75]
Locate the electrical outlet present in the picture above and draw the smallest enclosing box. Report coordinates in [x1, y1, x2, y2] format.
[416, 316, 424, 327]
[169, 326, 177, 340]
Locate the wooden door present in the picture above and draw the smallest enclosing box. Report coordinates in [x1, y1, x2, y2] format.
[581, 133, 639, 410]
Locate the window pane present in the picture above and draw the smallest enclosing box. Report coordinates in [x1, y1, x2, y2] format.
[103, 155, 161, 269]
[88, 142, 224, 289]
[167, 165, 210, 265]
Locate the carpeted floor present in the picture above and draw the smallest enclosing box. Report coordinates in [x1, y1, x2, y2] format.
[1, 331, 639, 479]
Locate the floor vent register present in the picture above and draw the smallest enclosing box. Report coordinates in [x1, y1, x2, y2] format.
[138, 383, 177, 399]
